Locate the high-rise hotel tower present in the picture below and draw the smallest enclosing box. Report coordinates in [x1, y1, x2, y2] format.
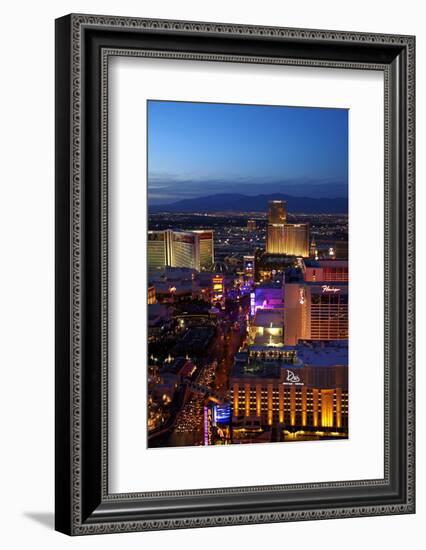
[269, 200, 287, 225]
[147, 229, 214, 272]
[192, 230, 215, 270]
[266, 200, 309, 257]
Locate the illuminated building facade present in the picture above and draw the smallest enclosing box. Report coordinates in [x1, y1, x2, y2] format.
[268, 200, 287, 224]
[147, 285, 157, 304]
[147, 230, 173, 271]
[282, 223, 309, 257]
[147, 229, 214, 272]
[172, 232, 199, 270]
[303, 259, 349, 283]
[243, 255, 255, 280]
[284, 284, 348, 344]
[284, 260, 349, 344]
[211, 275, 225, 307]
[230, 344, 348, 436]
[203, 403, 232, 446]
[308, 285, 348, 340]
[192, 230, 214, 269]
[266, 200, 286, 254]
[266, 224, 285, 254]
[254, 281, 284, 310]
[266, 200, 309, 257]
[247, 219, 257, 231]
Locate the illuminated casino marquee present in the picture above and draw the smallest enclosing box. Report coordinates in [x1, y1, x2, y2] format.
[212, 276, 224, 295]
[213, 403, 231, 424]
[212, 275, 225, 307]
[203, 405, 213, 446]
[250, 292, 255, 316]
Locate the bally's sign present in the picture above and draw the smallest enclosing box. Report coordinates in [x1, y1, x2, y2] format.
[283, 369, 304, 386]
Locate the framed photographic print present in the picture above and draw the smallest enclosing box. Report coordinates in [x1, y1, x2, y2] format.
[55, 14, 415, 535]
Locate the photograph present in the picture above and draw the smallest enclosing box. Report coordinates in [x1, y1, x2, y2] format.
[146, 100, 349, 448]
[52, 9, 415, 538]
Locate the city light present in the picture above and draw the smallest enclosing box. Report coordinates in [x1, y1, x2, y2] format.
[147, 102, 349, 449]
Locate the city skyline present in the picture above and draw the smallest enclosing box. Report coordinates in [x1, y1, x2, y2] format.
[147, 201, 349, 448]
[147, 101, 349, 449]
[148, 100, 348, 205]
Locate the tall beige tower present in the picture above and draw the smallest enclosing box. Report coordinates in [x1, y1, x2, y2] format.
[266, 200, 286, 253]
[268, 200, 287, 224]
[266, 200, 309, 257]
[282, 223, 310, 257]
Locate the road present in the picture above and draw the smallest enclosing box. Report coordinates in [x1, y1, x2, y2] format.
[148, 293, 250, 448]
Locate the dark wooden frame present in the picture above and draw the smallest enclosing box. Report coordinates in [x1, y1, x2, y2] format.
[55, 13, 415, 535]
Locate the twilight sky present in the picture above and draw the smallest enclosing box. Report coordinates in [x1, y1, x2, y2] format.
[147, 100, 348, 205]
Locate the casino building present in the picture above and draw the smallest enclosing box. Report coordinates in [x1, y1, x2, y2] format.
[192, 230, 215, 270]
[230, 342, 348, 441]
[284, 259, 349, 345]
[282, 223, 310, 257]
[266, 200, 310, 257]
[147, 229, 214, 272]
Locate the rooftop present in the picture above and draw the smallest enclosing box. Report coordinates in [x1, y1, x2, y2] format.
[296, 340, 348, 367]
[232, 353, 282, 379]
[255, 280, 283, 289]
[148, 304, 171, 326]
[173, 327, 215, 354]
[231, 341, 348, 379]
[252, 309, 284, 328]
[161, 357, 194, 376]
[303, 259, 348, 268]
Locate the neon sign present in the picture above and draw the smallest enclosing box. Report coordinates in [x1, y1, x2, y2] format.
[212, 276, 224, 294]
[250, 292, 255, 316]
[322, 285, 341, 293]
[213, 403, 231, 424]
[203, 406, 212, 446]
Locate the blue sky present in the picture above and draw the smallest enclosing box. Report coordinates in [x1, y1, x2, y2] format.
[147, 100, 348, 205]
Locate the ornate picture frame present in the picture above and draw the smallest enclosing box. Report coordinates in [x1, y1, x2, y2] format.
[55, 14, 415, 535]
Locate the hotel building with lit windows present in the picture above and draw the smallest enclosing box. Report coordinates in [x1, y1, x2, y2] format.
[230, 343, 348, 440]
[147, 285, 157, 304]
[147, 229, 214, 272]
[266, 200, 286, 255]
[268, 200, 287, 224]
[191, 230, 215, 270]
[266, 200, 310, 257]
[302, 259, 349, 283]
[284, 259, 349, 345]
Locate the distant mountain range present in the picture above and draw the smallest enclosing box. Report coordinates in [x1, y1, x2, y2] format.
[149, 193, 348, 214]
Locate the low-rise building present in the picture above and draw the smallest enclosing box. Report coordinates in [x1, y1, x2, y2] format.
[249, 309, 284, 346]
[230, 342, 348, 438]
